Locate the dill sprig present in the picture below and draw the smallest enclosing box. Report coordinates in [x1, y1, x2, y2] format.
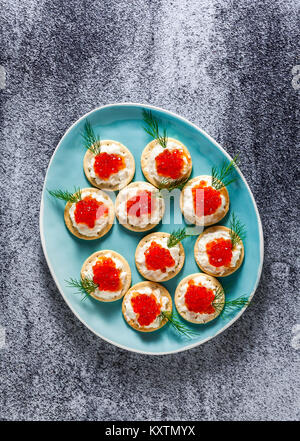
[66, 277, 98, 301]
[160, 311, 199, 339]
[211, 154, 239, 190]
[143, 109, 168, 148]
[158, 177, 189, 192]
[229, 212, 246, 248]
[167, 227, 197, 248]
[82, 119, 101, 154]
[212, 286, 249, 317]
[48, 187, 82, 203]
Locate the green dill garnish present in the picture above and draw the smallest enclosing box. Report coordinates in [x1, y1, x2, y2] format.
[66, 277, 98, 301]
[81, 119, 101, 154]
[158, 177, 189, 192]
[143, 109, 168, 148]
[212, 286, 249, 317]
[211, 154, 239, 190]
[48, 187, 82, 203]
[160, 310, 199, 339]
[229, 212, 246, 248]
[167, 227, 198, 248]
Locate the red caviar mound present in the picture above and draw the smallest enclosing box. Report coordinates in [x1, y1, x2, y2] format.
[144, 241, 175, 273]
[126, 190, 154, 218]
[192, 180, 222, 217]
[94, 152, 125, 180]
[206, 237, 232, 267]
[184, 280, 215, 314]
[131, 293, 161, 326]
[74, 196, 108, 228]
[92, 257, 121, 292]
[155, 149, 185, 180]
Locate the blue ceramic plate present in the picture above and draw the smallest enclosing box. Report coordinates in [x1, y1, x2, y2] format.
[40, 103, 263, 355]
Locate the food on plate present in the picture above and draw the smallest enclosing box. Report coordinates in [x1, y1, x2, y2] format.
[180, 155, 238, 226]
[115, 181, 165, 232]
[67, 250, 131, 302]
[122, 281, 172, 332]
[48, 187, 115, 240]
[135, 232, 185, 282]
[194, 214, 245, 277]
[82, 120, 135, 191]
[141, 110, 192, 188]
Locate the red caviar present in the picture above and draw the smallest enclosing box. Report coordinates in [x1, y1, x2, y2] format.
[131, 293, 161, 326]
[185, 280, 215, 314]
[206, 237, 232, 267]
[94, 152, 125, 180]
[74, 196, 108, 228]
[155, 149, 185, 180]
[192, 180, 222, 217]
[126, 190, 154, 218]
[144, 241, 175, 273]
[92, 257, 121, 292]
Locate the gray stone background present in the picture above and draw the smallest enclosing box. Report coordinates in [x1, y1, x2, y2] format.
[0, 0, 299, 421]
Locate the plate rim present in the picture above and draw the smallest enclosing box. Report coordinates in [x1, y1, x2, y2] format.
[39, 102, 264, 356]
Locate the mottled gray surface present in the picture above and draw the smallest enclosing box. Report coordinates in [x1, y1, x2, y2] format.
[0, 0, 299, 421]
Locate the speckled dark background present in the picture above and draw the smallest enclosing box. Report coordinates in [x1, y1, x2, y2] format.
[0, 0, 299, 421]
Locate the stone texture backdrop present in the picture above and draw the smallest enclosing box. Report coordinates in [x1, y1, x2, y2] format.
[0, 0, 299, 421]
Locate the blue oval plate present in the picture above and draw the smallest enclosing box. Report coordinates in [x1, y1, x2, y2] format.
[40, 103, 263, 355]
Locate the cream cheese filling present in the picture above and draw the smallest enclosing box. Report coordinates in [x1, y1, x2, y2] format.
[69, 190, 109, 237]
[82, 252, 127, 300]
[145, 140, 190, 183]
[117, 184, 163, 228]
[124, 287, 169, 329]
[89, 143, 130, 186]
[176, 275, 221, 323]
[136, 237, 180, 281]
[197, 230, 242, 275]
[182, 175, 226, 225]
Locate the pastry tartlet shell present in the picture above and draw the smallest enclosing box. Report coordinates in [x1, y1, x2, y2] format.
[81, 250, 131, 302]
[64, 187, 115, 240]
[135, 232, 185, 282]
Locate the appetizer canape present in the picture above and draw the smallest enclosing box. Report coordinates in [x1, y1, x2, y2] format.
[122, 281, 172, 332]
[175, 272, 249, 324]
[135, 232, 185, 282]
[48, 187, 115, 240]
[180, 156, 238, 226]
[67, 250, 131, 302]
[115, 181, 165, 232]
[175, 273, 225, 324]
[82, 120, 135, 191]
[141, 110, 192, 189]
[194, 214, 245, 277]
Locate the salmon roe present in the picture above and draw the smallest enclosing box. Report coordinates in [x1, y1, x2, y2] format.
[192, 180, 222, 217]
[126, 190, 154, 218]
[185, 280, 215, 314]
[144, 241, 175, 273]
[92, 257, 121, 292]
[155, 149, 185, 180]
[93, 152, 125, 180]
[131, 293, 161, 326]
[74, 196, 108, 228]
[206, 237, 232, 267]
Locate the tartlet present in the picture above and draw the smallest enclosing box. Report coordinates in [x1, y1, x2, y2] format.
[194, 225, 244, 277]
[115, 181, 165, 232]
[64, 187, 115, 240]
[83, 140, 135, 191]
[180, 175, 229, 226]
[81, 250, 131, 302]
[122, 281, 172, 332]
[135, 232, 185, 282]
[141, 138, 192, 188]
[175, 273, 225, 324]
